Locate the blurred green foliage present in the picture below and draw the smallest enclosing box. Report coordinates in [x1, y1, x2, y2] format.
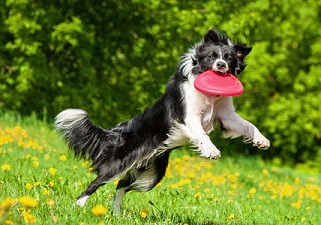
[1, 0, 321, 168]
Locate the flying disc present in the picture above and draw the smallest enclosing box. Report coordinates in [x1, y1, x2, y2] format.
[194, 70, 244, 96]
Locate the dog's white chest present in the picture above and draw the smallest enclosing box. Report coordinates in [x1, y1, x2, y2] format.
[163, 84, 219, 149]
[186, 85, 218, 132]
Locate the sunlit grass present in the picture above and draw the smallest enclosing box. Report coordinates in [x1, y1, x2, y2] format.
[0, 112, 320, 224]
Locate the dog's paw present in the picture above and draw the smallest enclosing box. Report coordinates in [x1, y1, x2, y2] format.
[75, 196, 89, 207]
[199, 143, 221, 159]
[252, 135, 270, 150]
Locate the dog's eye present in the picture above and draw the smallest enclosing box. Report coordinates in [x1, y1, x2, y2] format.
[208, 53, 218, 59]
[224, 53, 233, 61]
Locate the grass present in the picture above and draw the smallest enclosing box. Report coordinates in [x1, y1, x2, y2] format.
[0, 111, 321, 225]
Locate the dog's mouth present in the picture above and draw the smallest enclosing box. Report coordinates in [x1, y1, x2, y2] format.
[210, 69, 229, 76]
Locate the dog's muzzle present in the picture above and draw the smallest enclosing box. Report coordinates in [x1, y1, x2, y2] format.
[213, 59, 229, 74]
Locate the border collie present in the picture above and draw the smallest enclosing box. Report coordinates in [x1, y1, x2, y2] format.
[55, 28, 270, 212]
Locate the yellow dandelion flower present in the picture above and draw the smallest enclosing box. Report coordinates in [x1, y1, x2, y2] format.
[46, 198, 55, 206]
[291, 199, 302, 209]
[113, 179, 119, 186]
[49, 168, 57, 175]
[213, 175, 226, 185]
[280, 183, 295, 198]
[228, 174, 238, 182]
[168, 183, 179, 189]
[291, 202, 301, 209]
[59, 155, 67, 161]
[1, 198, 16, 210]
[141, 209, 148, 219]
[1, 164, 11, 171]
[19, 196, 38, 208]
[44, 154, 50, 160]
[81, 161, 89, 167]
[178, 178, 191, 187]
[228, 213, 235, 219]
[186, 171, 196, 178]
[33, 181, 40, 187]
[23, 211, 36, 224]
[165, 170, 173, 178]
[204, 188, 211, 193]
[91, 205, 107, 216]
[193, 164, 201, 171]
[25, 183, 33, 190]
[183, 155, 190, 160]
[262, 169, 269, 175]
[200, 161, 212, 169]
[43, 188, 50, 195]
[18, 140, 24, 147]
[306, 207, 311, 211]
[194, 192, 202, 198]
[33, 161, 39, 167]
[4, 220, 14, 225]
[271, 194, 277, 199]
[249, 188, 257, 195]
[49, 181, 54, 187]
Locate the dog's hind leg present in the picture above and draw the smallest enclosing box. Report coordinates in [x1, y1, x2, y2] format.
[76, 171, 114, 207]
[112, 151, 170, 213]
[113, 186, 127, 213]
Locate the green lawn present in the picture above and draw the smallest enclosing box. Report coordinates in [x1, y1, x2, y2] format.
[0, 112, 320, 225]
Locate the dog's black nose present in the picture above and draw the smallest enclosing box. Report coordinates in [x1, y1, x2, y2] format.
[216, 61, 226, 69]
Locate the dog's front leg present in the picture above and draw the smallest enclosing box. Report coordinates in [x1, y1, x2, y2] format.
[218, 111, 269, 150]
[215, 97, 270, 150]
[221, 113, 270, 149]
[183, 115, 221, 159]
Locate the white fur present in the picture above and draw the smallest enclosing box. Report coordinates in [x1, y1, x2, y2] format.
[55, 109, 87, 130]
[76, 195, 89, 207]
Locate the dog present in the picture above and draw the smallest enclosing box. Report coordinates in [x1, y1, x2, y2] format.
[55, 28, 270, 212]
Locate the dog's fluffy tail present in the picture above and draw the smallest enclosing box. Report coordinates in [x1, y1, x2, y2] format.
[54, 109, 117, 167]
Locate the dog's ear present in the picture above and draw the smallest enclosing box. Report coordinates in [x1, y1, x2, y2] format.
[204, 29, 227, 44]
[235, 44, 252, 60]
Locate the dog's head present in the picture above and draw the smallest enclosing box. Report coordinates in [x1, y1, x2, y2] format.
[192, 29, 252, 76]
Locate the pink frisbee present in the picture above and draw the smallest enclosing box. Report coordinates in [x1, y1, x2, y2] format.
[194, 70, 244, 96]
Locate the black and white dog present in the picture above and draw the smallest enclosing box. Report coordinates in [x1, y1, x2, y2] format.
[55, 28, 270, 212]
